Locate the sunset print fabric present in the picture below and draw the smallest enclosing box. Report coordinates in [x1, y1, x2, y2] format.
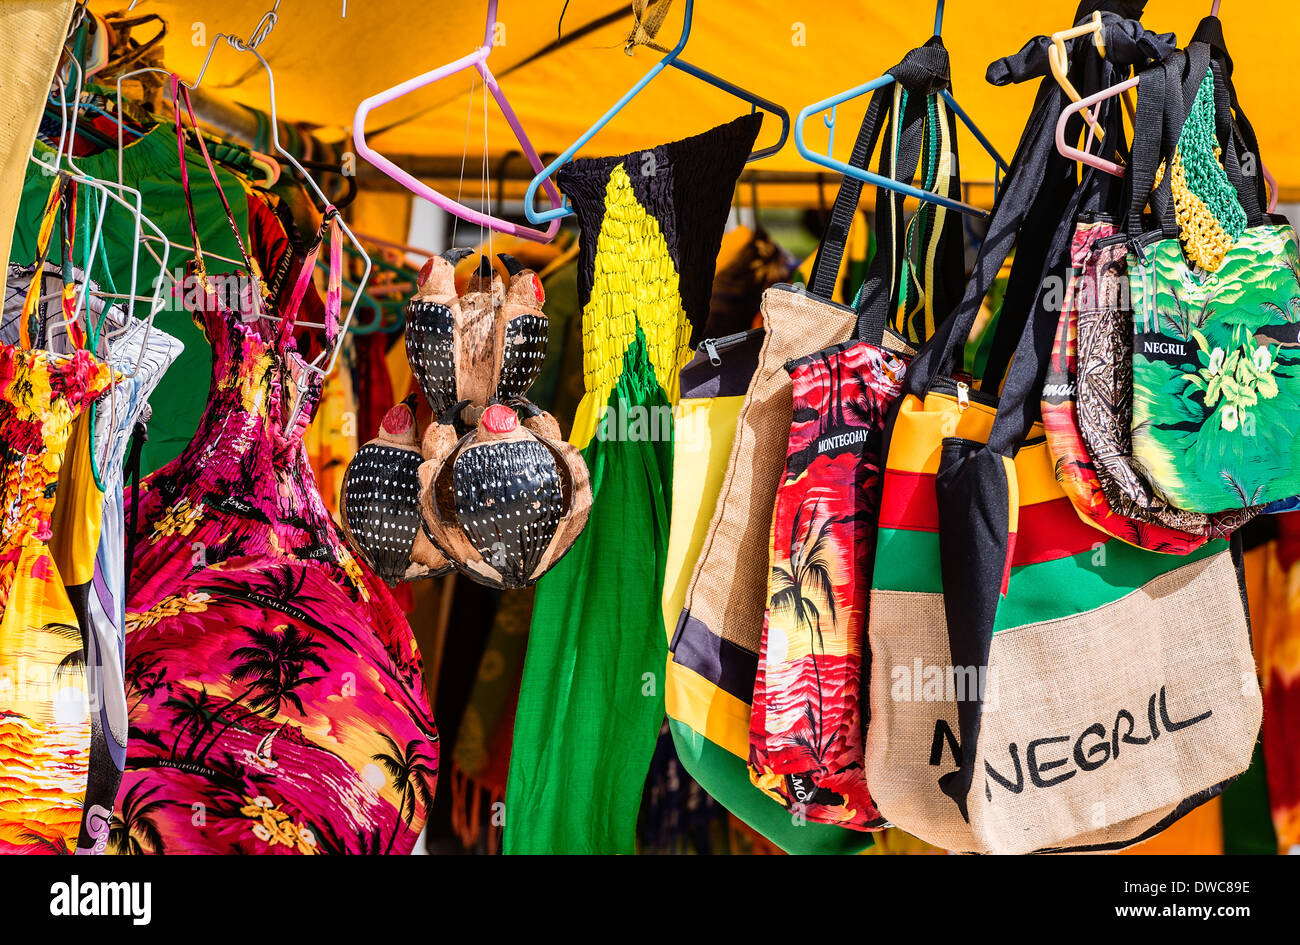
[0, 344, 114, 853]
[748, 340, 903, 830]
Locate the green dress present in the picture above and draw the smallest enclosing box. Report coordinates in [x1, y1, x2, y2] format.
[505, 115, 760, 853]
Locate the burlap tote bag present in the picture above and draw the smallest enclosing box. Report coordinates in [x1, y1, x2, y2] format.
[667, 42, 966, 852]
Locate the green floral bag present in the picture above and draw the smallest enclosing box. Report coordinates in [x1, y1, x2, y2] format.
[1127, 45, 1300, 514]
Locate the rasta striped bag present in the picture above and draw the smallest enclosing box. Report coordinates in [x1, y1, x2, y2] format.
[667, 283, 862, 854]
[666, 39, 964, 853]
[866, 42, 1261, 854]
[1126, 46, 1300, 514]
[747, 38, 964, 831]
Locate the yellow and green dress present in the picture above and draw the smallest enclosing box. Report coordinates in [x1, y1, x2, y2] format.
[506, 115, 761, 853]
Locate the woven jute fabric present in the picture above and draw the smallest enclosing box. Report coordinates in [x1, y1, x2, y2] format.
[678, 286, 856, 652]
[0, 1, 77, 303]
[966, 550, 1260, 853]
[866, 551, 1260, 854]
[866, 590, 1183, 853]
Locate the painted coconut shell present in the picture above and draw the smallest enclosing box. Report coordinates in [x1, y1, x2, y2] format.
[404, 252, 548, 426]
[340, 396, 451, 583]
[418, 402, 591, 589]
[405, 247, 471, 416]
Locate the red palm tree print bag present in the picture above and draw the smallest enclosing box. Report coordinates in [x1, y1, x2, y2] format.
[748, 45, 966, 830]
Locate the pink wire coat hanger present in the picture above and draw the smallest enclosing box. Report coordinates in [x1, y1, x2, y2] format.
[1057, 64, 1278, 211]
[1056, 78, 1137, 178]
[351, 0, 563, 243]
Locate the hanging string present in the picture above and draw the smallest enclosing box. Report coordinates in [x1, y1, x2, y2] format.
[482, 56, 492, 290]
[451, 68, 479, 252]
[557, 0, 571, 40]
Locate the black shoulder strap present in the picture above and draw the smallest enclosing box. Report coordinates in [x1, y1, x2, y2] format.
[806, 40, 955, 312]
[902, 77, 1066, 400]
[1124, 54, 1170, 239]
[1193, 15, 1268, 220]
[806, 85, 893, 302]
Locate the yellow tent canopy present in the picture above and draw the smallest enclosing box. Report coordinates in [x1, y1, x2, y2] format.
[93, 1, 1300, 203]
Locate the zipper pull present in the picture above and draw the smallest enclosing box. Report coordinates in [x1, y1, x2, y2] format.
[1126, 236, 1149, 265]
[956, 380, 970, 410]
[702, 339, 721, 366]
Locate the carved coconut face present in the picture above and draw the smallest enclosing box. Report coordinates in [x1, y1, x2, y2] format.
[420, 402, 588, 590]
[450, 438, 565, 586]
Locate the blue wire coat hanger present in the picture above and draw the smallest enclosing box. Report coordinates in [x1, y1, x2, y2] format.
[794, 0, 1009, 218]
[524, 0, 789, 225]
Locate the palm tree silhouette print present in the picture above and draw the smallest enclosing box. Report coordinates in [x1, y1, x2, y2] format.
[371, 733, 437, 854]
[191, 624, 328, 764]
[162, 686, 222, 760]
[767, 498, 840, 763]
[109, 781, 169, 854]
[124, 653, 167, 716]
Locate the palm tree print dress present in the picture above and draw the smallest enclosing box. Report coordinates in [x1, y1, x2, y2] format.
[0, 342, 115, 853]
[113, 87, 437, 854]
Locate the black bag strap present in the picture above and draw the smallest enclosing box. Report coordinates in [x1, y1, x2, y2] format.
[979, 78, 1134, 392]
[1208, 58, 1263, 227]
[1129, 44, 1254, 244]
[989, 49, 1189, 456]
[805, 86, 891, 302]
[907, 23, 1157, 452]
[806, 39, 953, 310]
[977, 12, 1172, 392]
[983, 166, 1112, 455]
[1124, 54, 1172, 240]
[903, 65, 1076, 402]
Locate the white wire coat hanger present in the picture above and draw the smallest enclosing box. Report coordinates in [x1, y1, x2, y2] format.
[113, 65, 336, 336]
[57, 58, 154, 331]
[119, 3, 370, 434]
[31, 51, 179, 474]
[201, 9, 373, 436]
[110, 64, 258, 273]
[39, 61, 173, 382]
[56, 74, 174, 369]
[119, 6, 371, 377]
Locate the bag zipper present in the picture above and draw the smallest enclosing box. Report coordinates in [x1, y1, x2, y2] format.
[698, 329, 759, 366]
[931, 375, 999, 408]
[1125, 235, 1150, 265]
